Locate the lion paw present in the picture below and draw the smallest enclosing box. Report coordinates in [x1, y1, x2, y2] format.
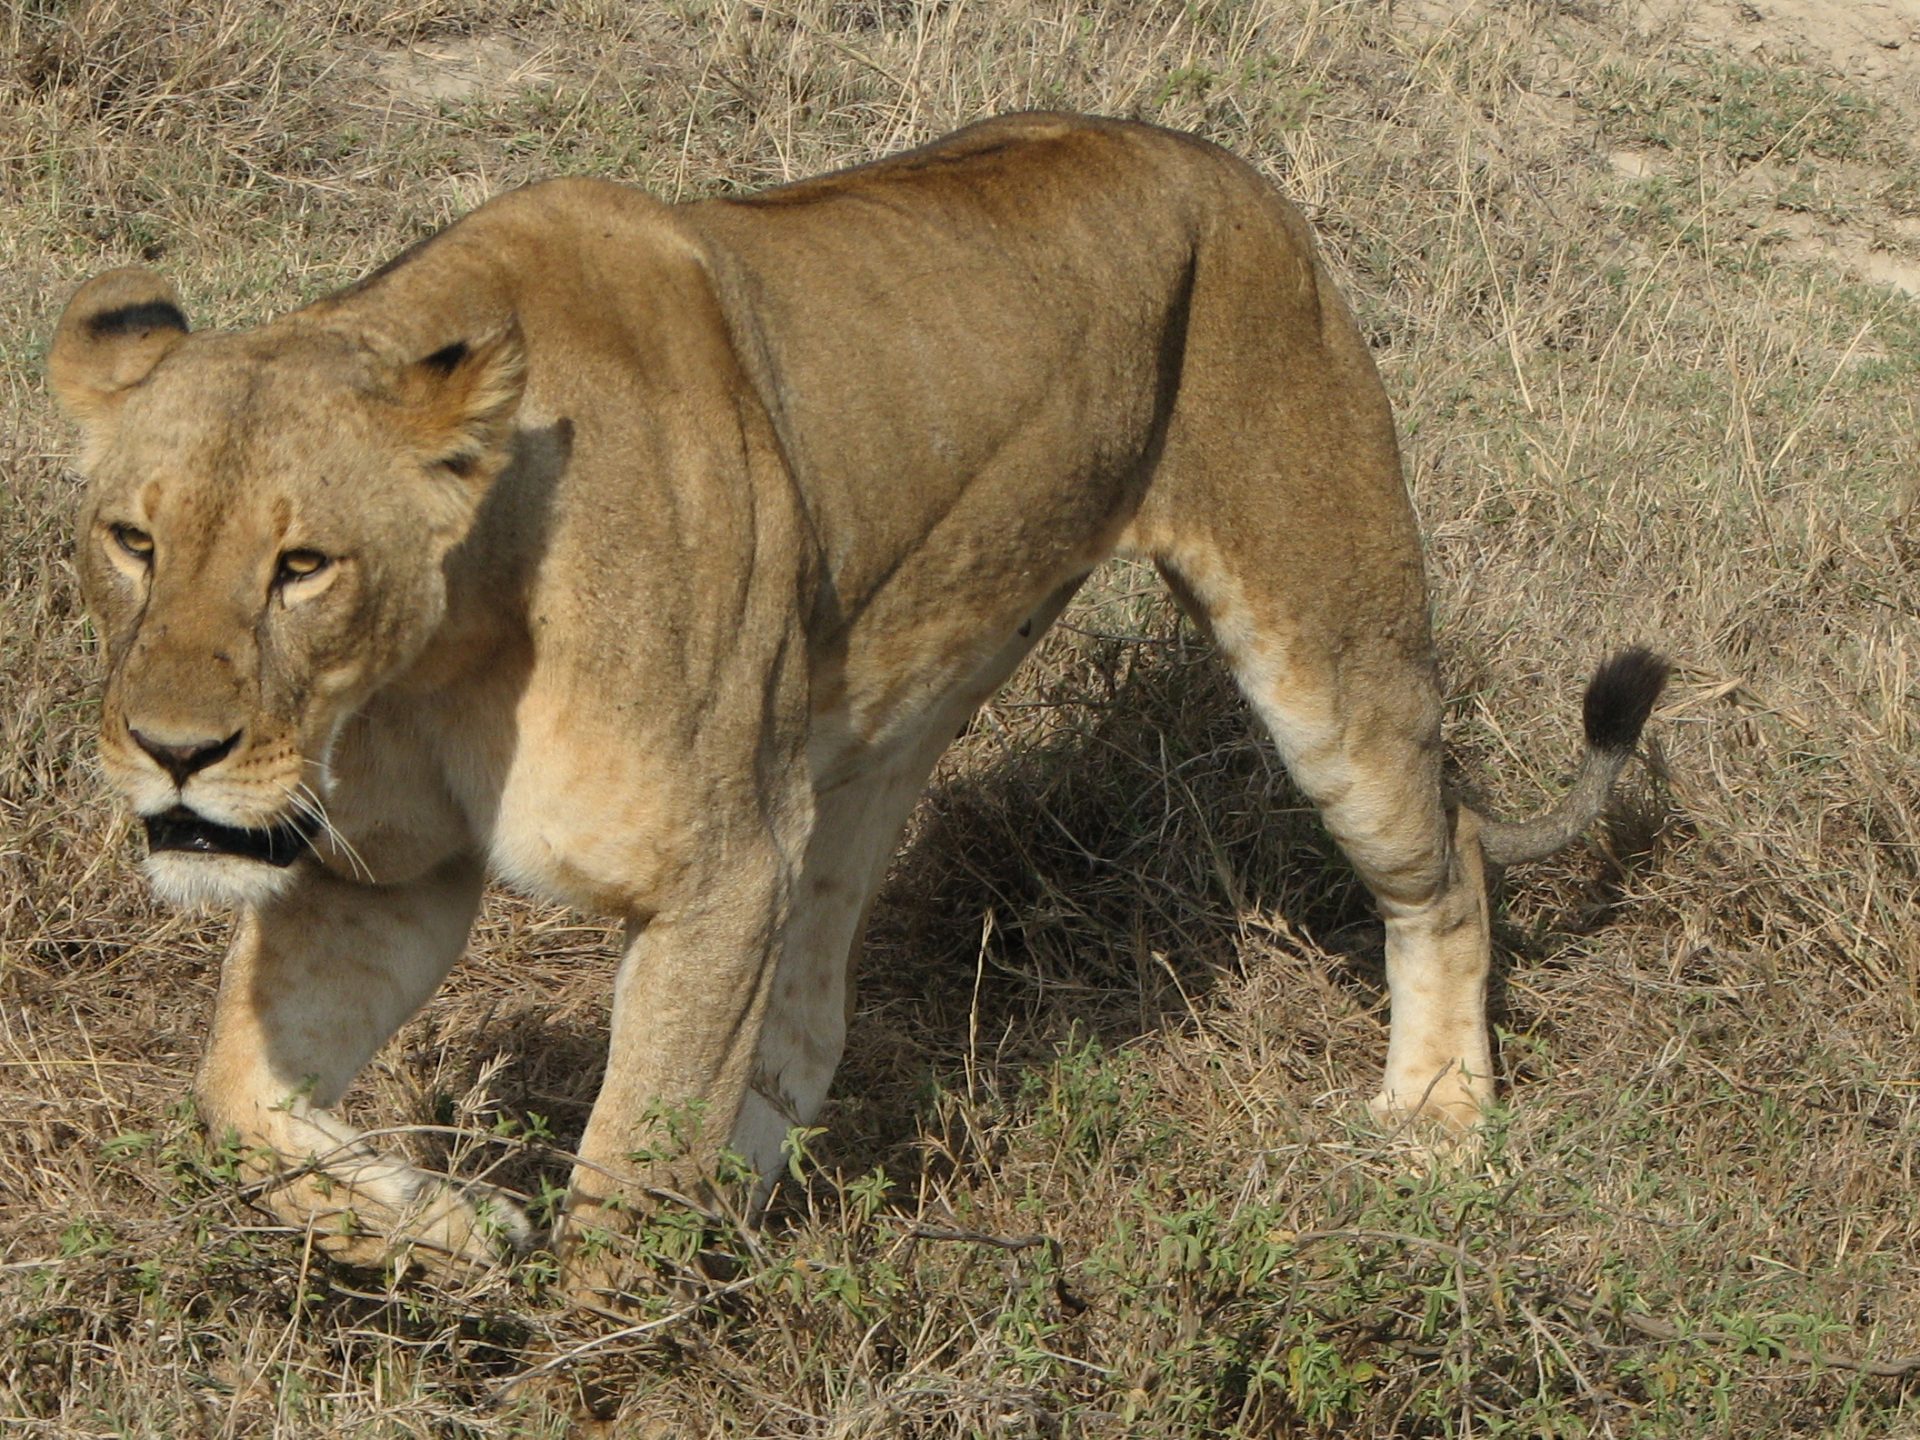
[1368, 1068, 1488, 1136]
[271, 1169, 533, 1275]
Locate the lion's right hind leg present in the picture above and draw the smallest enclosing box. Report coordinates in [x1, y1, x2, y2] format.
[1150, 546, 1494, 1131]
[1132, 219, 1500, 1127]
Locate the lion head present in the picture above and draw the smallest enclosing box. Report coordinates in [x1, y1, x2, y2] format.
[49, 268, 525, 909]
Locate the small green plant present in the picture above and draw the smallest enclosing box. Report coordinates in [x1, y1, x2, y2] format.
[1588, 52, 1886, 164]
[56, 1219, 115, 1258]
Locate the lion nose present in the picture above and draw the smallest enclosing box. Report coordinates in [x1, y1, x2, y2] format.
[130, 727, 242, 785]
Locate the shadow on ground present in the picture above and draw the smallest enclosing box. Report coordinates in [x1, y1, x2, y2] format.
[784, 611, 1380, 1191]
[443, 606, 1661, 1219]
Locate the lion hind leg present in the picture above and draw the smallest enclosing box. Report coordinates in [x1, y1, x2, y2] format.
[1155, 546, 1494, 1129]
[196, 856, 523, 1270]
[733, 577, 1092, 1207]
[728, 762, 920, 1203]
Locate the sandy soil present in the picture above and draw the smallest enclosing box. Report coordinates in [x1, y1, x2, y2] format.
[1656, 0, 1920, 289]
[1658, 0, 1920, 90]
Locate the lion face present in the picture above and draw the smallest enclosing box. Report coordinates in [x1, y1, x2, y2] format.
[51, 269, 524, 909]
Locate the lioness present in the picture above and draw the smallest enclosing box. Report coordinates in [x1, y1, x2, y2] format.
[50, 113, 1664, 1279]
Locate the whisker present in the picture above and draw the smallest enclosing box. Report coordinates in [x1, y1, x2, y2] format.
[292, 781, 375, 883]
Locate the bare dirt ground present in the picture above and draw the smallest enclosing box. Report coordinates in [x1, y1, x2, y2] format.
[5, 0, 1920, 1435]
[1669, 0, 1920, 86]
[1643, 0, 1920, 291]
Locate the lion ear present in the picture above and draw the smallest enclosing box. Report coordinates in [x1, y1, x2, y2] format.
[395, 318, 527, 486]
[49, 268, 190, 432]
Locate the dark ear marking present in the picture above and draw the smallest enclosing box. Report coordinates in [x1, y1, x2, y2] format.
[392, 317, 526, 521]
[421, 340, 469, 375]
[86, 300, 189, 341]
[50, 268, 191, 425]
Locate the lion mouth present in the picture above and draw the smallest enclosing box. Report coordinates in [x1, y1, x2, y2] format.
[144, 807, 319, 867]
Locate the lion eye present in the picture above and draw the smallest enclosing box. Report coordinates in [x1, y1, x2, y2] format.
[275, 549, 331, 585]
[110, 524, 154, 561]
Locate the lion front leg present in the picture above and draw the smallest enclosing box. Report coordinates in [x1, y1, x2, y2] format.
[195, 854, 526, 1270]
[557, 851, 794, 1299]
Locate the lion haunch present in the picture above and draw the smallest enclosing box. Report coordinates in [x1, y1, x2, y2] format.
[50, 113, 1663, 1286]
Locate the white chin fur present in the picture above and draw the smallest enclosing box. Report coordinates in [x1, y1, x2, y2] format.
[142, 852, 300, 912]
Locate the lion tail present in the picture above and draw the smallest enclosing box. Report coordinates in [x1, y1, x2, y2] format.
[1477, 648, 1670, 868]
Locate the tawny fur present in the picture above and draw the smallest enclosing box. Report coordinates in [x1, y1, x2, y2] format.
[49, 114, 1662, 1288]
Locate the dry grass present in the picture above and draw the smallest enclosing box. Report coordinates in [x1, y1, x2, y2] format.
[6, 0, 1920, 1434]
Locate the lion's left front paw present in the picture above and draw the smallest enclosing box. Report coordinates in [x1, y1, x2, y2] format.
[262, 1164, 534, 1275]
[394, 1176, 534, 1272]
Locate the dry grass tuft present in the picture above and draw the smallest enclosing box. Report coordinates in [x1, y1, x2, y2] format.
[6, 1, 1920, 1434]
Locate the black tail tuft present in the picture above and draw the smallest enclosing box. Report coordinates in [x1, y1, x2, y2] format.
[1582, 647, 1669, 754]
